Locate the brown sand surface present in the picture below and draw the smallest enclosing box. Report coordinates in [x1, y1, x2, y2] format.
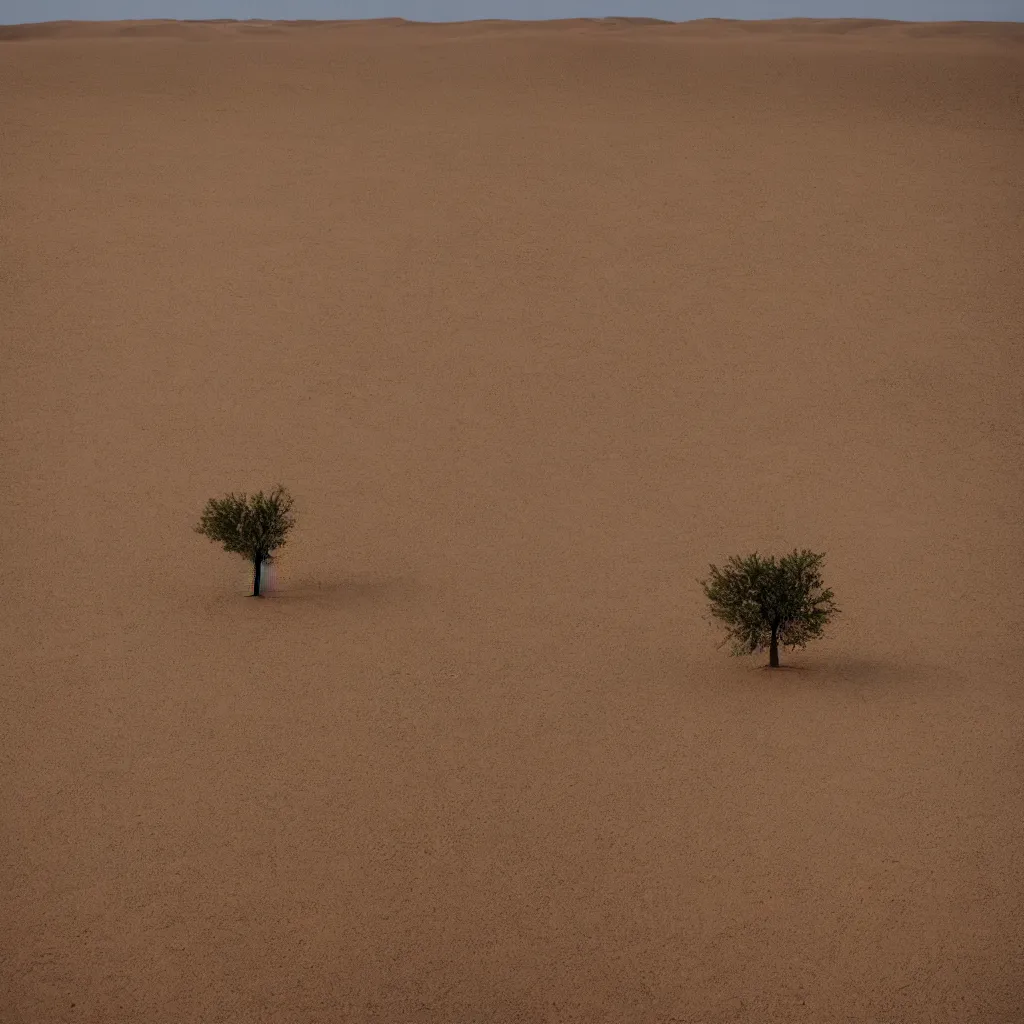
[2, 16, 1022, 1023]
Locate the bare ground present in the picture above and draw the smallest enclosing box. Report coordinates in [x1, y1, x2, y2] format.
[1, 17, 1022, 1024]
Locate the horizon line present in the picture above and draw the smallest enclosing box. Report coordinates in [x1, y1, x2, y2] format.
[7, 15, 1022, 24]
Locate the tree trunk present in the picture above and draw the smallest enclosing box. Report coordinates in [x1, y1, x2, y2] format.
[769, 626, 780, 668]
[252, 554, 263, 597]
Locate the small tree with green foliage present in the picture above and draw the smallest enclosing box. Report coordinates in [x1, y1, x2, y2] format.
[194, 485, 296, 597]
[698, 549, 839, 668]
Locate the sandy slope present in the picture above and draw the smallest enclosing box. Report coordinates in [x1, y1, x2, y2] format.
[1, 17, 1022, 1024]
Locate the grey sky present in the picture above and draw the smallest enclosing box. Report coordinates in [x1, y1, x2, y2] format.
[2, 0, 1022, 25]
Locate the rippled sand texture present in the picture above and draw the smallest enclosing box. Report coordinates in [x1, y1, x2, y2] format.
[2, 17, 1022, 1024]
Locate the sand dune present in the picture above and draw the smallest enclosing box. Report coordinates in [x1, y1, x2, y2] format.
[2, 17, 1022, 1024]
[2, 16, 1024, 43]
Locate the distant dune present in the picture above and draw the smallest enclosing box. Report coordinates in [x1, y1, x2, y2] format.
[1, 16, 1023, 43]
[3, 16, 1022, 1024]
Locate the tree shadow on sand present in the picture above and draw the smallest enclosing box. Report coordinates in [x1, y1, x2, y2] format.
[273, 571, 422, 610]
[736, 654, 929, 702]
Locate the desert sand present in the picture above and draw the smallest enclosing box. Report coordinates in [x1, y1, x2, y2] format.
[2, 16, 1022, 1023]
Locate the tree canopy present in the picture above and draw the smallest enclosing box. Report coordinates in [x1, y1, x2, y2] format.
[698, 549, 839, 667]
[194, 485, 296, 596]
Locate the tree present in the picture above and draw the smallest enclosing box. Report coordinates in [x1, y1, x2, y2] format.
[698, 549, 839, 668]
[194, 485, 296, 597]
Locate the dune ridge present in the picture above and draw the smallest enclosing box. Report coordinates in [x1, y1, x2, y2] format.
[1, 16, 1023, 44]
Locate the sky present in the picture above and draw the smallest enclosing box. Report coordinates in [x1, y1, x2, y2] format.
[2, 0, 1022, 25]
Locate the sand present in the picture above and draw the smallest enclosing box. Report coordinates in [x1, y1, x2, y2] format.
[1, 16, 1022, 1024]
